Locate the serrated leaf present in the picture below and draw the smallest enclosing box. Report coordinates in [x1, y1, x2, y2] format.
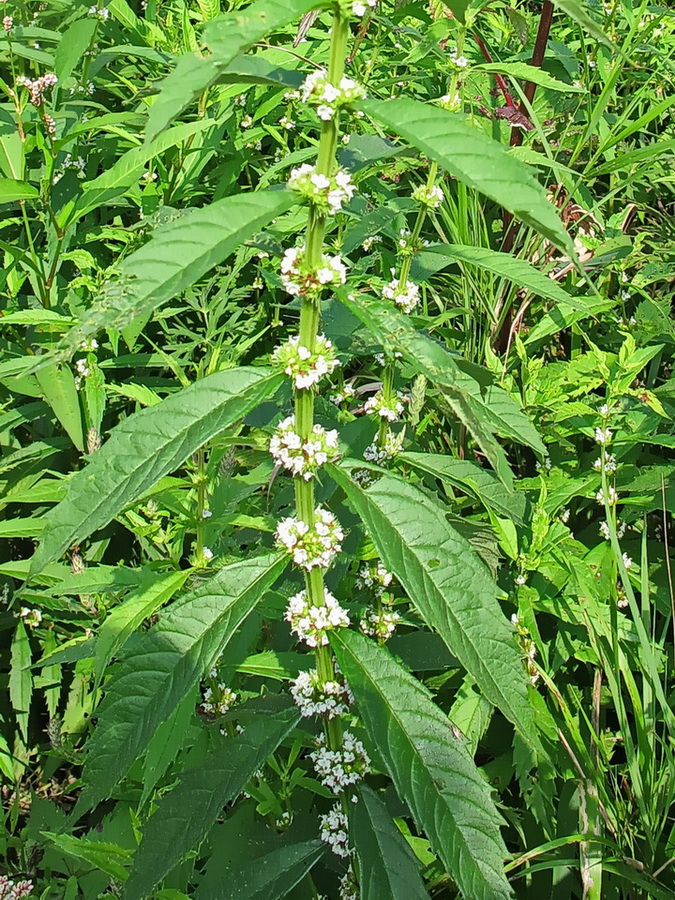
[360, 98, 573, 254]
[352, 785, 430, 900]
[30, 366, 283, 573]
[476, 62, 583, 92]
[76, 552, 287, 814]
[9, 621, 32, 743]
[196, 839, 324, 900]
[42, 833, 131, 882]
[126, 701, 300, 898]
[332, 630, 511, 899]
[35, 363, 85, 452]
[328, 462, 538, 749]
[146, 0, 319, 141]
[41, 190, 296, 364]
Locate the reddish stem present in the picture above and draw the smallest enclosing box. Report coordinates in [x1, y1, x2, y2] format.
[472, 32, 516, 107]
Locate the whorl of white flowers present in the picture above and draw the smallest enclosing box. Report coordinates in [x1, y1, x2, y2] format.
[279, 245, 347, 297]
[310, 731, 370, 792]
[363, 429, 405, 464]
[285, 589, 350, 647]
[594, 453, 617, 473]
[276, 508, 344, 569]
[351, 0, 376, 17]
[272, 334, 340, 390]
[288, 164, 356, 214]
[339, 866, 359, 900]
[363, 389, 405, 422]
[596, 486, 618, 506]
[595, 427, 612, 445]
[382, 275, 420, 313]
[357, 561, 393, 594]
[360, 607, 400, 641]
[270, 416, 340, 480]
[290, 669, 353, 718]
[301, 68, 367, 121]
[412, 183, 444, 209]
[200, 683, 237, 717]
[319, 804, 351, 857]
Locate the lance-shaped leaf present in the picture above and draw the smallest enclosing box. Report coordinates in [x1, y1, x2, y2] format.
[40, 190, 296, 365]
[352, 785, 430, 900]
[75, 552, 288, 815]
[332, 630, 512, 899]
[360, 98, 573, 254]
[146, 0, 320, 141]
[196, 840, 324, 900]
[125, 701, 300, 899]
[328, 462, 538, 748]
[550, 0, 612, 47]
[30, 367, 283, 573]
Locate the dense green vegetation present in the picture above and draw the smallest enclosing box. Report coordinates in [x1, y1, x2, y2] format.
[1, 0, 674, 896]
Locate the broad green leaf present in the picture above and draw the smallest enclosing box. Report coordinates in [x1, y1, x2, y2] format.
[0, 310, 76, 327]
[9, 621, 32, 743]
[30, 366, 283, 573]
[550, 0, 612, 47]
[126, 701, 300, 898]
[140, 692, 196, 807]
[332, 630, 511, 899]
[35, 363, 85, 452]
[196, 840, 324, 900]
[54, 18, 97, 84]
[352, 785, 430, 900]
[400, 453, 527, 523]
[437, 0, 471, 23]
[219, 56, 304, 89]
[76, 552, 287, 814]
[45, 191, 296, 363]
[361, 98, 573, 254]
[0, 178, 39, 203]
[42, 833, 131, 882]
[476, 62, 583, 92]
[328, 462, 538, 748]
[69, 120, 214, 223]
[94, 570, 189, 684]
[146, 0, 320, 141]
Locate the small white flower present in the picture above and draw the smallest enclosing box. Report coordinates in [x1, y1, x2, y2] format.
[516, 574, 526, 586]
[278, 244, 347, 296]
[272, 334, 340, 389]
[352, 0, 375, 15]
[290, 669, 353, 718]
[596, 486, 618, 506]
[3, 14, 12, 31]
[622, 552, 633, 570]
[279, 115, 295, 131]
[241, 114, 253, 129]
[363, 389, 405, 422]
[411, 183, 444, 209]
[200, 682, 236, 716]
[202, 546, 214, 560]
[360, 607, 400, 640]
[560, 508, 571, 524]
[285, 589, 350, 646]
[276, 508, 344, 570]
[311, 731, 370, 792]
[319, 804, 351, 857]
[382, 276, 420, 313]
[449, 51, 469, 67]
[329, 383, 356, 405]
[202, 509, 212, 518]
[600, 521, 611, 541]
[20, 607, 42, 628]
[269, 416, 339, 479]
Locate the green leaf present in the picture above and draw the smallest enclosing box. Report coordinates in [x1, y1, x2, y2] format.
[360, 98, 573, 254]
[42, 833, 131, 882]
[475, 62, 583, 92]
[35, 363, 85, 452]
[42, 190, 296, 365]
[76, 552, 287, 814]
[126, 701, 300, 898]
[9, 621, 32, 743]
[328, 462, 538, 748]
[146, 0, 320, 141]
[30, 366, 283, 573]
[332, 630, 511, 899]
[400, 453, 527, 523]
[550, 0, 612, 47]
[54, 18, 97, 84]
[196, 839, 324, 900]
[352, 785, 430, 900]
[0, 178, 39, 203]
[94, 570, 189, 685]
[437, 0, 471, 24]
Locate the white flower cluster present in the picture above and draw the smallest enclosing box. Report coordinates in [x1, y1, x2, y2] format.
[301, 68, 367, 121]
[360, 607, 400, 640]
[310, 732, 370, 792]
[270, 416, 339, 479]
[88, 5, 110, 17]
[19, 607, 42, 628]
[201, 682, 237, 717]
[285, 589, 350, 647]
[363, 389, 405, 422]
[279, 246, 347, 297]
[288, 164, 356, 214]
[319, 804, 350, 857]
[595, 427, 612, 445]
[363, 430, 405, 464]
[272, 334, 339, 389]
[593, 453, 617, 473]
[449, 50, 469, 67]
[382, 276, 420, 313]
[290, 669, 353, 718]
[329, 383, 356, 406]
[276, 508, 344, 569]
[0, 876, 33, 900]
[74, 357, 90, 391]
[412, 183, 444, 208]
[17, 72, 58, 106]
[596, 486, 618, 506]
[600, 519, 626, 541]
[352, 0, 376, 16]
[357, 561, 393, 595]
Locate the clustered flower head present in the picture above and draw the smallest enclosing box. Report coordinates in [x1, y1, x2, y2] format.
[329, 382, 356, 406]
[270, 416, 339, 479]
[272, 334, 340, 389]
[279, 245, 347, 297]
[352, 0, 376, 17]
[360, 607, 400, 640]
[0, 877, 33, 900]
[276, 507, 344, 569]
[412, 183, 444, 208]
[600, 519, 626, 541]
[363, 430, 405, 464]
[17, 72, 58, 106]
[88, 4, 110, 17]
[290, 669, 353, 718]
[363, 389, 405, 422]
[3, 15, 12, 32]
[357, 561, 393, 595]
[382, 275, 420, 313]
[594, 453, 617, 473]
[339, 866, 358, 900]
[595, 426, 612, 445]
[319, 803, 350, 857]
[311, 731, 370, 792]
[200, 678, 237, 717]
[596, 486, 619, 506]
[288, 164, 356, 214]
[20, 607, 42, 628]
[301, 68, 367, 121]
[285, 589, 350, 646]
